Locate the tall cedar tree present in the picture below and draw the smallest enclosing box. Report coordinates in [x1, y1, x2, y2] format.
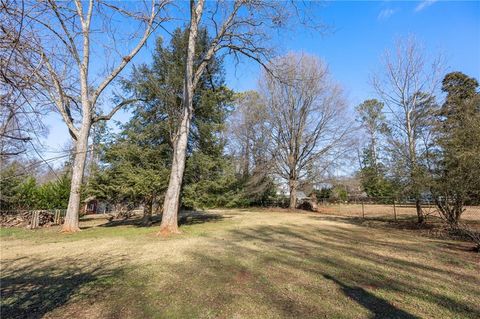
[89, 29, 236, 223]
[433, 72, 480, 225]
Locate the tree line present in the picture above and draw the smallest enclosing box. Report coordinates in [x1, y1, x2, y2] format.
[1, 1, 479, 236]
[357, 38, 480, 228]
[2, 0, 323, 233]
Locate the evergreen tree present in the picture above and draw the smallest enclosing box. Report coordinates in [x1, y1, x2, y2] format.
[433, 72, 480, 225]
[90, 28, 237, 223]
[0, 162, 71, 210]
[356, 99, 394, 198]
[359, 148, 394, 198]
[0, 162, 23, 210]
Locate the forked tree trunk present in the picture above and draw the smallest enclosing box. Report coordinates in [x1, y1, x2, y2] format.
[62, 126, 90, 232]
[435, 196, 463, 227]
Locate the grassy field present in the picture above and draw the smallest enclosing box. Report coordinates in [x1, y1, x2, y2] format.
[1, 208, 479, 319]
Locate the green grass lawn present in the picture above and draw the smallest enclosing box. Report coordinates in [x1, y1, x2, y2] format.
[1, 209, 479, 318]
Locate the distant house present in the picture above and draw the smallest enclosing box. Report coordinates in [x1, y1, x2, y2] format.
[83, 196, 109, 214]
[295, 191, 308, 201]
[275, 189, 309, 200]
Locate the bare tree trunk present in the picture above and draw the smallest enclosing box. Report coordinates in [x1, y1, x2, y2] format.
[243, 135, 250, 178]
[415, 197, 424, 224]
[6, 1, 162, 232]
[62, 126, 90, 232]
[372, 38, 442, 226]
[407, 121, 425, 224]
[159, 0, 203, 235]
[142, 197, 153, 226]
[159, 111, 191, 234]
[371, 131, 378, 169]
[289, 178, 297, 209]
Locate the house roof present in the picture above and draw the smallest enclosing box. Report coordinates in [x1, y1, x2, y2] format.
[275, 189, 309, 199]
[296, 191, 308, 199]
[83, 196, 96, 203]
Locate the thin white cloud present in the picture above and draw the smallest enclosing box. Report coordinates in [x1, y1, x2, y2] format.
[378, 8, 396, 20]
[415, 0, 438, 12]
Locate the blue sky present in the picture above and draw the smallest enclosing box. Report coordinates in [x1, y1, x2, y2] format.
[42, 0, 480, 159]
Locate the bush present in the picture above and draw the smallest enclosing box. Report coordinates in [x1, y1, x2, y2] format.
[1, 171, 71, 210]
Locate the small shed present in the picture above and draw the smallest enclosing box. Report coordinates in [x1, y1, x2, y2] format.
[83, 196, 108, 214]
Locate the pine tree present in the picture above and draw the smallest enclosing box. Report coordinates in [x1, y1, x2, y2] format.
[89, 28, 237, 224]
[433, 72, 480, 225]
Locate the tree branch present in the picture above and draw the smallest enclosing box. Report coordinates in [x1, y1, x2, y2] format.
[92, 98, 137, 122]
[91, 0, 162, 106]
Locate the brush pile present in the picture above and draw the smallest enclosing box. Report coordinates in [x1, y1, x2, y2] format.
[0, 210, 59, 228]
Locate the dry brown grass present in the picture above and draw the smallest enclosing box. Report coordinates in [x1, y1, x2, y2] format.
[1, 209, 479, 318]
[316, 203, 480, 220]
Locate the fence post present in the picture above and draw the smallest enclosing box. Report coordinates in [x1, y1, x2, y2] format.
[393, 199, 397, 222]
[361, 201, 365, 219]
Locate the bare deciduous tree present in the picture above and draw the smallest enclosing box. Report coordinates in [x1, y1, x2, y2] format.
[261, 53, 353, 209]
[1, 0, 47, 161]
[159, 1, 322, 234]
[228, 91, 271, 178]
[227, 91, 274, 201]
[372, 37, 443, 223]
[3, 0, 170, 232]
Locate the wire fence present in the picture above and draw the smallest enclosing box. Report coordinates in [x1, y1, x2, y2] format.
[324, 197, 478, 220]
[319, 202, 479, 222]
[257, 195, 480, 222]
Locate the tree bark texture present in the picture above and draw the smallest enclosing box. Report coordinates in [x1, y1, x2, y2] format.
[289, 178, 297, 209]
[159, 0, 204, 235]
[62, 126, 90, 232]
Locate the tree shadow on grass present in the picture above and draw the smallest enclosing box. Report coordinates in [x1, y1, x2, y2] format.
[0, 257, 124, 319]
[322, 274, 420, 319]
[311, 214, 435, 229]
[151, 223, 479, 318]
[97, 210, 226, 228]
[4, 215, 479, 318]
[310, 214, 480, 250]
[178, 211, 227, 226]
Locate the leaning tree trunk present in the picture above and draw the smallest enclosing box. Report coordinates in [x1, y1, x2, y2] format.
[62, 126, 90, 232]
[158, 0, 203, 235]
[159, 113, 191, 235]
